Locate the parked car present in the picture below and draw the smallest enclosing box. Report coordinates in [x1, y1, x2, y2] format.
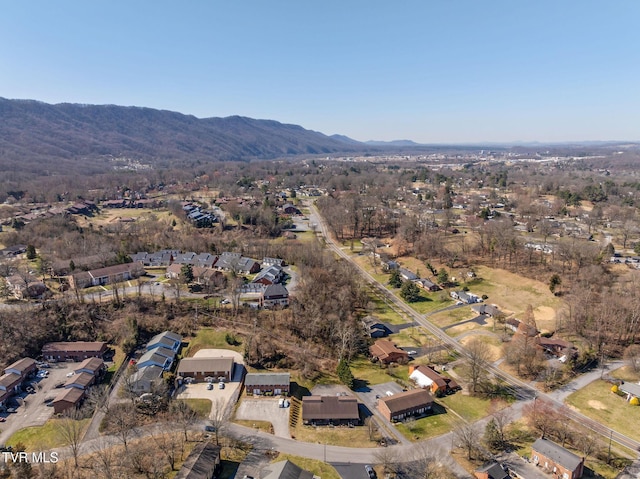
[407, 350, 417, 355]
[219, 382, 225, 389]
[0, 417, 5, 422]
[365, 465, 376, 479]
[220, 298, 230, 305]
[207, 383, 213, 390]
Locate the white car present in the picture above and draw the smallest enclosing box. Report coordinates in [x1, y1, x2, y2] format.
[407, 350, 417, 355]
[220, 299, 230, 305]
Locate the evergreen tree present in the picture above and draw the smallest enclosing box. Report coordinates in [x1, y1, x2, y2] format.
[26, 244, 36, 260]
[337, 359, 355, 389]
[400, 281, 421, 302]
[389, 269, 403, 288]
[181, 264, 194, 284]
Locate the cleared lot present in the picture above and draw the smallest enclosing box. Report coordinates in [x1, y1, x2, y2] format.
[234, 398, 290, 438]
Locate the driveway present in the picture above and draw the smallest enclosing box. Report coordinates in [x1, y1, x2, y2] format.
[235, 398, 291, 438]
[0, 362, 76, 444]
[176, 348, 245, 421]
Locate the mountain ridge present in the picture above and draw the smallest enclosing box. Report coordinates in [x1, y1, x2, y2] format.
[0, 98, 370, 172]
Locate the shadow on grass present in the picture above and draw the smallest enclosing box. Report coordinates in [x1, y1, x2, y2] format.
[289, 381, 311, 400]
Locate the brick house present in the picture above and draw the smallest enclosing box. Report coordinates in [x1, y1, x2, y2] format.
[531, 437, 584, 479]
[377, 389, 433, 422]
[244, 373, 290, 396]
[52, 387, 85, 414]
[177, 357, 235, 382]
[409, 365, 448, 396]
[369, 339, 409, 364]
[42, 342, 108, 362]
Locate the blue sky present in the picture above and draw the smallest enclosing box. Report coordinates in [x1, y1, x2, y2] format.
[1, 1, 639, 143]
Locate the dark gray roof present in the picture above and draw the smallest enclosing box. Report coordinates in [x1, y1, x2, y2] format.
[476, 462, 508, 479]
[245, 372, 290, 387]
[175, 442, 221, 479]
[532, 437, 583, 471]
[263, 284, 289, 298]
[261, 460, 314, 479]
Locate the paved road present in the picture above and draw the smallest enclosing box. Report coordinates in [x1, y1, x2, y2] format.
[310, 203, 640, 455]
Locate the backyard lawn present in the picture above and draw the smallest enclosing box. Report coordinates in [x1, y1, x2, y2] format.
[566, 379, 640, 442]
[395, 402, 456, 441]
[183, 328, 244, 357]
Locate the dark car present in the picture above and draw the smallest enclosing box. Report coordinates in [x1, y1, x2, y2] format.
[365, 465, 376, 479]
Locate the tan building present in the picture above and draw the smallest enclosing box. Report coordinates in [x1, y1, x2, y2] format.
[377, 389, 433, 422]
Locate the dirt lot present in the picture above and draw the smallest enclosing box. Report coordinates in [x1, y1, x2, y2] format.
[0, 362, 77, 444]
[234, 398, 290, 438]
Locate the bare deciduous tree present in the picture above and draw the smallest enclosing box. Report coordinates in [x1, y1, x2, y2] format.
[56, 408, 85, 468]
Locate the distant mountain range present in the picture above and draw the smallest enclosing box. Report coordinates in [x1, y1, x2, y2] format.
[0, 98, 380, 171]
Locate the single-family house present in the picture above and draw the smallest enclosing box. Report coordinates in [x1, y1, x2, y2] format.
[471, 304, 501, 318]
[263, 257, 286, 267]
[260, 460, 314, 479]
[414, 278, 440, 292]
[252, 265, 284, 285]
[618, 382, 640, 402]
[474, 462, 509, 479]
[52, 387, 85, 414]
[175, 442, 221, 479]
[536, 337, 576, 358]
[282, 203, 301, 215]
[302, 395, 360, 426]
[361, 316, 389, 338]
[382, 260, 399, 272]
[129, 365, 165, 394]
[137, 350, 173, 371]
[42, 341, 108, 362]
[0, 245, 27, 257]
[409, 365, 448, 396]
[450, 290, 481, 304]
[177, 357, 235, 382]
[377, 389, 433, 422]
[370, 339, 409, 364]
[505, 318, 539, 337]
[244, 372, 290, 396]
[399, 268, 418, 281]
[531, 437, 584, 479]
[4, 274, 47, 300]
[261, 284, 289, 308]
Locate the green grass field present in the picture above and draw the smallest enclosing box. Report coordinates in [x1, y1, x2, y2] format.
[8, 418, 90, 451]
[566, 379, 640, 442]
[181, 398, 212, 418]
[183, 328, 244, 357]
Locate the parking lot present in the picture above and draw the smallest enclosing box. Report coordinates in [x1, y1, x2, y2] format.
[0, 362, 77, 444]
[354, 381, 405, 413]
[235, 398, 291, 438]
[175, 348, 245, 422]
